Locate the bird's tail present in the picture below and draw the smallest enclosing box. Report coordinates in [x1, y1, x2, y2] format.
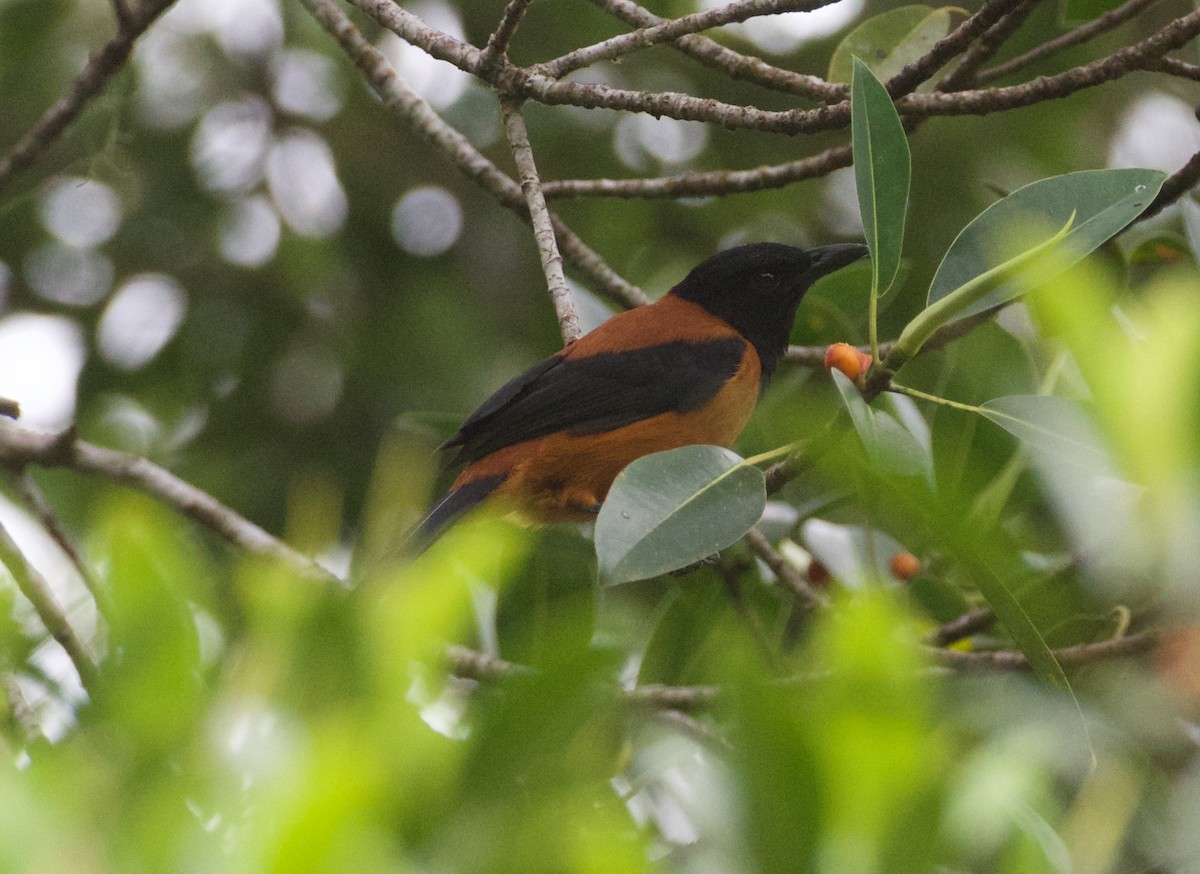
[407, 473, 506, 553]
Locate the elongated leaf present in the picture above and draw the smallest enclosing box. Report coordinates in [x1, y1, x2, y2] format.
[828, 6, 960, 83]
[595, 445, 766, 584]
[980, 395, 1110, 473]
[832, 370, 931, 480]
[851, 56, 910, 299]
[927, 168, 1166, 319]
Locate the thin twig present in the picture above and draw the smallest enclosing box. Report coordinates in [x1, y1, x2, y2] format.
[927, 606, 996, 647]
[977, 0, 1163, 83]
[744, 527, 828, 609]
[480, 0, 535, 73]
[1151, 56, 1200, 81]
[301, 0, 649, 308]
[585, 0, 845, 102]
[0, 423, 332, 583]
[0, 516, 99, 693]
[540, 0, 839, 80]
[544, 143, 852, 200]
[500, 99, 581, 344]
[1137, 146, 1200, 221]
[938, 0, 1045, 91]
[0, 0, 179, 197]
[1, 469, 114, 621]
[926, 630, 1156, 670]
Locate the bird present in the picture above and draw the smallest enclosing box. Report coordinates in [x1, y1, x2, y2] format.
[413, 241, 868, 546]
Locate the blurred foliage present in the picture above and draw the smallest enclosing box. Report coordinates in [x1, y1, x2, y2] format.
[1, 0, 1200, 871]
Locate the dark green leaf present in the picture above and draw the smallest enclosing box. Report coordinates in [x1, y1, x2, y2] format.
[595, 445, 766, 584]
[927, 168, 1167, 319]
[852, 56, 911, 299]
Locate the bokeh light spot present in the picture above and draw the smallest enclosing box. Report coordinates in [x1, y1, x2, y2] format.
[24, 243, 113, 307]
[272, 49, 343, 122]
[39, 177, 122, 247]
[96, 274, 188, 371]
[391, 186, 463, 257]
[376, 1, 470, 110]
[1109, 92, 1200, 174]
[0, 313, 86, 429]
[219, 195, 282, 267]
[267, 129, 348, 238]
[191, 97, 273, 195]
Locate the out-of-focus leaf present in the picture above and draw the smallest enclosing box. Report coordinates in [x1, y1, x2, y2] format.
[1127, 233, 1191, 267]
[833, 369, 932, 479]
[852, 56, 911, 299]
[595, 445, 766, 584]
[926, 169, 1166, 319]
[801, 518, 909, 587]
[1182, 199, 1200, 262]
[979, 395, 1110, 473]
[828, 6, 961, 83]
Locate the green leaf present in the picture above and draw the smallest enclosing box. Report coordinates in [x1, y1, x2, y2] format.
[828, 6, 961, 83]
[980, 395, 1110, 473]
[831, 370, 931, 479]
[927, 168, 1167, 319]
[890, 213, 1075, 367]
[595, 445, 766, 584]
[852, 56, 911, 300]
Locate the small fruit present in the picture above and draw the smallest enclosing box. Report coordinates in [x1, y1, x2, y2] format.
[824, 342, 864, 380]
[857, 350, 873, 374]
[889, 552, 921, 581]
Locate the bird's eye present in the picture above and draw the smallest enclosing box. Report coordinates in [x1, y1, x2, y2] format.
[755, 271, 779, 291]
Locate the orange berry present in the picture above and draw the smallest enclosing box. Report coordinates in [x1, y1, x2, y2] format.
[889, 552, 921, 581]
[823, 342, 863, 380]
[857, 350, 873, 375]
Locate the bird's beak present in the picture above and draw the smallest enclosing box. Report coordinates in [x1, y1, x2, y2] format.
[806, 243, 870, 279]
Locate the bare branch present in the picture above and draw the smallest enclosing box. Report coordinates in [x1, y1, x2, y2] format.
[1137, 146, 1200, 220]
[977, 0, 1163, 83]
[926, 630, 1156, 670]
[543, 143, 853, 200]
[743, 527, 828, 609]
[0, 423, 333, 583]
[540, 0, 839, 80]
[2, 469, 115, 622]
[0, 0, 179, 198]
[480, 0, 536, 73]
[586, 0, 845, 102]
[0, 516, 99, 693]
[927, 607, 996, 647]
[302, 0, 649, 308]
[1150, 56, 1200, 81]
[938, 0, 1044, 91]
[501, 99, 581, 344]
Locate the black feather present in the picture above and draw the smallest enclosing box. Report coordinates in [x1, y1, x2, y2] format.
[441, 338, 746, 467]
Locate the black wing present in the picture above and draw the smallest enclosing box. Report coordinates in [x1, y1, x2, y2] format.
[442, 338, 747, 467]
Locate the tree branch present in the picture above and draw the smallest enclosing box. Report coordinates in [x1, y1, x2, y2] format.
[0, 0, 179, 197]
[2, 469, 115, 622]
[302, 0, 649, 308]
[0, 516, 99, 693]
[480, 0, 536, 73]
[743, 526, 828, 609]
[585, 0, 845, 102]
[937, 0, 1045, 91]
[926, 630, 1156, 670]
[927, 606, 996, 647]
[539, 0, 839, 80]
[977, 0, 1163, 83]
[1137, 144, 1200, 221]
[0, 423, 333, 583]
[500, 99, 582, 344]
